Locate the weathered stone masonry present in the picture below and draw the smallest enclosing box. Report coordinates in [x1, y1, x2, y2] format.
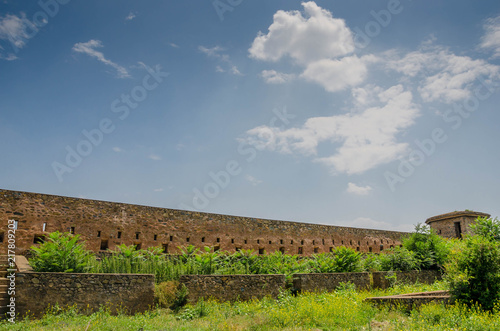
[0, 189, 407, 255]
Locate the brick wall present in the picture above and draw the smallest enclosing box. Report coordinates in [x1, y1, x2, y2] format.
[15, 272, 154, 317]
[0, 189, 407, 255]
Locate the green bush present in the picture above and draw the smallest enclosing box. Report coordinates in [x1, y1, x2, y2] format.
[30, 231, 94, 273]
[378, 246, 419, 271]
[470, 216, 500, 241]
[310, 247, 362, 273]
[446, 234, 500, 311]
[403, 223, 449, 270]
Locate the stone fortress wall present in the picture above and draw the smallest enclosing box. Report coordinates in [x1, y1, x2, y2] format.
[0, 189, 408, 255]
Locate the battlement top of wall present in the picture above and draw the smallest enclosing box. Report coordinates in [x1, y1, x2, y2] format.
[425, 210, 490, 224]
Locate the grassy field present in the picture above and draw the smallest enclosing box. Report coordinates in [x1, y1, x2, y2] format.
[3, 281, 500, 331]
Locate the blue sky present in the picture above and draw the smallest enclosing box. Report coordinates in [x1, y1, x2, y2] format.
[1, 0, 500, 231]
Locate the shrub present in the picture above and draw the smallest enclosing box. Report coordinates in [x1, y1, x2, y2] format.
[30, 231, 94, 273]
[403, 223, 449, 270]
[446, 234, 500, 311]
[310, 247, 361, 273]
[470, 216, 500, 241]
[379, 247, 419, 271]
[155, 281, 180, 309]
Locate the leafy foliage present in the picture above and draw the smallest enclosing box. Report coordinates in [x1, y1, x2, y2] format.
[30, 231, 94, 273]
[378, 246, 419, 271]
[403, 223, 449, 270]
[446, 230, 500, 311]
[470, 216, 500, 241]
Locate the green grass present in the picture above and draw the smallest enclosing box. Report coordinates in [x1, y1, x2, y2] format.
[5, 281, 499, 331]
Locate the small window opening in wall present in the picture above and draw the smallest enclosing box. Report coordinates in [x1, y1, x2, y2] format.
[244, 239, 247, 244]
[42, 222, 47, 232]
[235, 247, 241, 252]
[214, 246, 220, 252]
[135, 243, 142, 250]
[380, 245, 384, 251]
[312, 240, 315, 245]
[341, 240, 344, 245]
[154, 234, 157, 241]
[186, 237, 190, 242]
[369, 247, 373, 252]
[350, 240, 352, 245]
[301, 240, 304, 245]
[439, 229, 442, 234]
[70, 226, 75, 234]
[162, 244, 168, 253]
[231, 239, 234, 244]
[216, 237, 220, 243]
[356, 247, 360, 252]
[170, 236, 173, 241]
[374, 240, 377, 244]
[257, 239, 260, 244]
[33, 234, 45, 244]
[329, 247, 333, 252]
[269, 240, 272, 245]
[117, 231, 122, 239]
[280, 239, 283, 245]
[258, 248, 265, 255]
[322, 239, 325, 245]
[291, 240, 294, 244]
[135, 232, 140, 240]
[390, 245, 394, 248]
[313, 247, 319, 254]
[201, 237, 205, 243]
[279, 247, 285, 253]
[97, 231, 101, 238]
[367, 241, 369, 245]
[454, 222, 462, 238]
[298, 247, 303, 254]
[358, 241, 360, 246]
[332, 239, 335, 245]
[0, 233, 3, 243]
[100, 239, 108, 251]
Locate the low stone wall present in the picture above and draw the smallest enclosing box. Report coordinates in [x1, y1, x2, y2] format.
[365, 290, 450, 310]
[15, 272, 155, 317]
[372, 270, 443, 289]
[179, 274, 286, 304]
[293, 272, 370, 293]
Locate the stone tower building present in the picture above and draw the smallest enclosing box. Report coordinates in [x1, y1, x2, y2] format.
[425, 210, 490, 238]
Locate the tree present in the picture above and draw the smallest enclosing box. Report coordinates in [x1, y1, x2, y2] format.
[403, 223, 449, 270]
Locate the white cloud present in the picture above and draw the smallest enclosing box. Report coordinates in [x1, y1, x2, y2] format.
[249, 1, 354, 65]
[346, 183, 372, 195]
[230, 65, 243, 75]
[245, 174, 263, 186]
[199, 45, 225, 58]
[301, 55, 376, 92]
[261, 70, 295, 84]
[169, 43, 179, 48]
[0, 13, 33, 59]
[153, 188, 164, 192]
[241, 84, 419, 175]
[112, 147, 122, 153]
[480, 15, 500, 58]
[149, 154, 161, 161]
[335, 217, 413, 232]
[199, 45, 242, 75]
[125, 12, 136, 21]
[387, 47, 500, 103]
[72, 40, 130, 78]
